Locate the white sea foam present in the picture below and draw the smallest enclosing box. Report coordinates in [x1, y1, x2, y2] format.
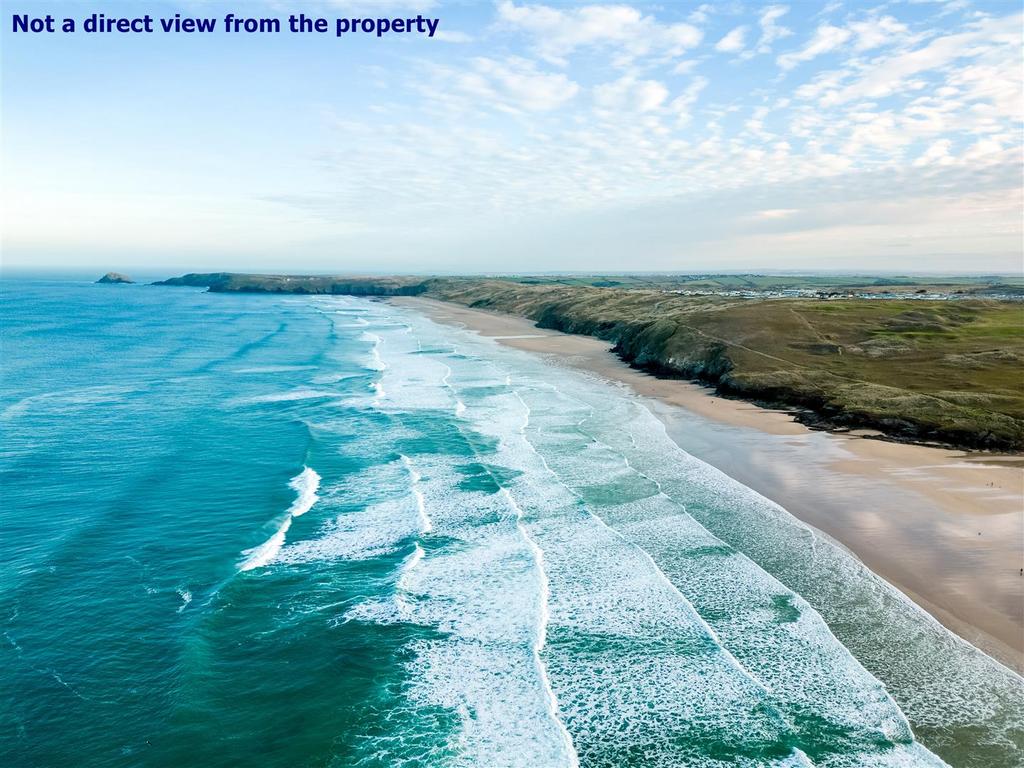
[361, 332, 387, 371]
[381, 462, 581, 766]
[389, 307, 967, 764]
[507, 388, 577, 766]
[287, 467, 321, 517]
[276, 492, 419, 566]
[340, 334, 785, 763]
[176, 588, 193, 613]
[239, 466, 321, 571]
[368, 330, 462, 413]
[280, 299, 1012, 766]
[441, 362, 468, 416]
[509, 381, 937, 759]
[239, 515, 293, 572]
[503, 487, 579, 768]
[401, 542, 425, 581]
[400, 455, 432, 534]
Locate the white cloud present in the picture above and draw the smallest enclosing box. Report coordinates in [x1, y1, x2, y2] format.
[496, 1, 702, 64]
[688, 4, 713, 25]
[849, 15, 910, 50]
[445, 57, 579, 113]
[757, 208, 799, 218]
[326, 0, 436, 10]
[327, 0, 436, 8]
[825, 14, 1022, 104]
[594, 76, 669, 113]
[669, 76, 708, 125]
[962, 137, 1008, 164]
[756, 5, 792, 52]
[777, 24, 852, 70]
[715, 26, 747, 54]
[433, 30, 474, 43]
[913, 139, 955, 166]
[672, 60, 698, 75]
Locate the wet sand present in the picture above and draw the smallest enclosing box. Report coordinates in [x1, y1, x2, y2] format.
[394, 296, 1024, 673]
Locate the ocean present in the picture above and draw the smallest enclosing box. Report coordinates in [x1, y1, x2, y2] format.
[1, 280, 1021, 768]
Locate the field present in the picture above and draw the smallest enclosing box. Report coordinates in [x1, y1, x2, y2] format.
[495, 273, 1024, 297]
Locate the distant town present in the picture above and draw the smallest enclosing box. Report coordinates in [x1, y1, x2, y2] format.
[668, 287, 1024, 302]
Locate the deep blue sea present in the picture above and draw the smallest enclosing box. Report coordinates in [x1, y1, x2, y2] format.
[1, 279, 1021, 768]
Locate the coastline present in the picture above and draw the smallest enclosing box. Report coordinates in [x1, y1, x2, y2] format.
[393, 295, 1024, 673]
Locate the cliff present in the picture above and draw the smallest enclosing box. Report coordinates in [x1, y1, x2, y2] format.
[153, 273, 427, 296]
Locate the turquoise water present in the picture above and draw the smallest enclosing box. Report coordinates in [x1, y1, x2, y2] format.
[1, 280, 1021, 767]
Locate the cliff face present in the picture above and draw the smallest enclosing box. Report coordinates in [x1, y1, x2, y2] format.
[153, 273, 428, 296]
[152, 273, 231, 288]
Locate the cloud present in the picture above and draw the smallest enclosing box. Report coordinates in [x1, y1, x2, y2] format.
[672, 60, 698, 75]
[441, 56, 580, 113]
[849, 15, 910, 50]
[496, 1, 702, 64]
[757, 208, 799, 218]
[688, 4, 713, 25]
[777, 24, 852, 70]
[715, 26, 747, 54]
[326, 0, 437, 10]
[914, 139, 955, 166]
[594, 76, 669, 112]
[669, 76, 708, 124]
[756, 5, 791, 53]
[433, 30, 473, 43]
[823, 14, 1022, 104]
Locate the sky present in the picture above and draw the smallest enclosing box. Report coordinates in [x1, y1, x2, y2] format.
[2, 0, 1022, 275]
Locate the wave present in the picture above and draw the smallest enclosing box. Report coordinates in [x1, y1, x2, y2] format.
[233, 365, 318, 374]
[361, 332, 387, 371]
[239, 466, 321, 571]
[354, 307, 964, 765]
[401, 455, 432, 534]
[311, 373, 360, 385]
[176, 588, 193, 613]
[441, 362, 467, 416]
[287, 466, 321, 517]
[1, 384, 136, 420]
[241, 389, 338, 404]
[503, 487, 579, 768]
[238, 515, 293, 572]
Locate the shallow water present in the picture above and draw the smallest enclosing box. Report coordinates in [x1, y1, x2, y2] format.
[1, 281, 1020, 767]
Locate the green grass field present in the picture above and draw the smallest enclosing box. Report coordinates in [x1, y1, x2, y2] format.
[496, 273, 1024, 296]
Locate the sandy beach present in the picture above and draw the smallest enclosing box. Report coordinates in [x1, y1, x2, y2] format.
[395, 296, 1024, 673]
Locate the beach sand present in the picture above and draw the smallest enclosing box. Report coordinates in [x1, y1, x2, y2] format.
[394, 296, 1024, 673]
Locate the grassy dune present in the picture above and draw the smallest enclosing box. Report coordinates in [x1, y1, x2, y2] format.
[156, 273, 1024, 450]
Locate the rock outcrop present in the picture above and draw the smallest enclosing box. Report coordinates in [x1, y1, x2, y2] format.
[96, 272, 134, 284]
